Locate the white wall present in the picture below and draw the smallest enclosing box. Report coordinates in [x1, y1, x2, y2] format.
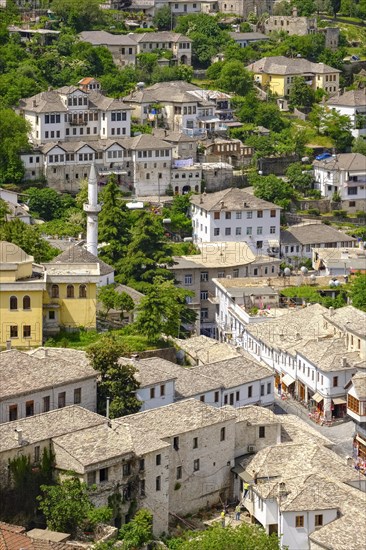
[281, 509, 338, 550]
[137, 380, 176, 412]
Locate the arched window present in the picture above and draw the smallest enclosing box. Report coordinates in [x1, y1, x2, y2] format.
[51, 285, 59, 298]
[23, 296, 31, 310]
[67, 285, 74, 298]
[79, 285, 87, 298]
[10, 296, 18, 310]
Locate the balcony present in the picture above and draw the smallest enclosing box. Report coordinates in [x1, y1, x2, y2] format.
[69, 118, 88, 126]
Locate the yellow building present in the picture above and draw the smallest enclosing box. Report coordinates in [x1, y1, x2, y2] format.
[0, 241, 46, 348]
[0, 241, 100, 348]
[247, 56, 340, 97]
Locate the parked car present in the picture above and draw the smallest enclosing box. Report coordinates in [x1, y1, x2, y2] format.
[315, 152, 332, 161]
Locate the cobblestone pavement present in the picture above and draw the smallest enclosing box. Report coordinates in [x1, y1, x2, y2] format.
[273, 394, 354, 458]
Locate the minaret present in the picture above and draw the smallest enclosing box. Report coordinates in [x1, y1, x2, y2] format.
[83, 163, 101, 257]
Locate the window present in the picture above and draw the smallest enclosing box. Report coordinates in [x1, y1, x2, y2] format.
[214, 391, 219, 403]
[236, 227, 242, 235]
[220, 427, 226, 441]
[26, 400, 34, 417]
[248, 386, 253, 398]
[257, 210, 263, 218]
[156, 454, 161, 466]
[123, 463, 131, 477]
[214, 228, 220, 236]
[9, 405, 18, 422]
[236, 212, 242, 219]
[295, 516, 304, 528]
[225, 228, 231, 236]
[259, 426, 265, 438]
[10, 326, 18, 338]
[200, 290, 208, 300]
[333, 376, 338, 387]
[87, 471, 96, 485]
[176, 466, 182, 480]
[150, 387, 155, 399]
[23, 325, 31, 338]
[43, 396, 50, 413]
[247, 211, 253, 219]
[270, 209, 276, 217]
[74, 388, 81, 404]
[315, 514, 323, 527]
[66, 285, 74, 298]
[230, 393, 234, 405]
[140, 479, 146, 497]
[160, 384, 165, 397]
[49, 311, 55, 320]
[99, 468, 109, 483]
[256, 241, 263, 249]
[193, 459, 200, 471]
[270, 226, 276, 234]
[348, 187, 358, 196]
[246, 227, 252, 235]
[233, 268, 239, 278]
[267, 382, 271, 394]
[200, 272, 208, 282]
[257, 226, 263, 235]
[156, 476, 161, 491]
[23, 296, 31, 310]
[10, 296, 18, 310]
[139, 459, 145, 471]
[34, 446, 40, 463]
[224, 395, 228, 405]
[79, 285, 87, 298]
[225, 212, 231, 219]
[261, 384, 265, 397]
[200, 308, 208, 321]
[193, 437, 198, 449]
[184, 274, 192, 285]
[173, 436, 179, 450]
[58, 392, 66, 408]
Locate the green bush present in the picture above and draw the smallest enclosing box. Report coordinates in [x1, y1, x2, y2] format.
[307, 208, 320, 216]
[333, 210, 348, 218]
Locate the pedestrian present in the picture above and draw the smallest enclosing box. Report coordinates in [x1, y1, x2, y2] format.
[235, 504, 241, 521]
[243, 481, 250, 498]
[220, 509, 225, 528]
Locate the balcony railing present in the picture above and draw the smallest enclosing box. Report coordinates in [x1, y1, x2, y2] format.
[69, 118, 88, 126]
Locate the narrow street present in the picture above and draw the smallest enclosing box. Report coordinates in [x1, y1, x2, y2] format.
[273, 395, 354, 458]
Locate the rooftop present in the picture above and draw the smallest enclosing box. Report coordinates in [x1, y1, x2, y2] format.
[0, 349, 97, 400]
[175, 335, 241, 364]
[114, 284, 144, 304]
[294, 337, 365, 371]
[347, 371, 366, 400]
[50, 244, 114, 276]
[229, 32, 269, 41]
[172, 242, 256, 269]
[79, 30, 137, 46]
[190, 188, 280, 212]
[281, 222, 356, 246]
[129, 31, 192, 43]
[0, 406, 107, 453]
[327, 88, 366, 108]
[323, 305, 366, 337]
[231, 404, 279, 425]
[247, 56, 340, 75]
[313, 152, 366, 171]
[191, 355, 272, 389]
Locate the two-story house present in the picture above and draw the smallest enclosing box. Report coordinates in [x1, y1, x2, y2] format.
[190, 188, 281, 255]
[130, 31, 192, 65]
[313, 152, 366, 212]
[326, 88, 366, 139]
[78, 31, 138, 67]
[246, 56, 340, 97]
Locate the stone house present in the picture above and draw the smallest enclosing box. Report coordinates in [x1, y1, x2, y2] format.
[0, 348, 97, 423]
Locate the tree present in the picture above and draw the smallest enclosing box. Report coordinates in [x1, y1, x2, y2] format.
[86, 335, 141, 418]
[0, 108, 30, 184]
[37, 476, 112, 537]
[135, 276, 196, 340]
[288, 77, 315, 109]
[25, 187, 63, 221]
[350, 273, 366, 311]
[162, 193, 193, 237]
[286, 162, 314, 194]
[153, 5, 173, 30]
[330, 0, 341, 16]
[309, 105, 353, 152]
[352, 137, 366, 156]
[254, 102, 287, 133]
[0, 218, 59, 262]
[166, 522, 281, 549]
[115, 291, 135, 321]
[249, 173, 294, 210]
[51, 0, 104, 31]
[118, 509, 153, 549]
[218, 61, 253, 96]
[0, 198, 9, 222]
[98, 285, 135, 320]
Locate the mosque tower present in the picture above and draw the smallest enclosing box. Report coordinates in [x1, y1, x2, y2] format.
[83, 163, 101, 257]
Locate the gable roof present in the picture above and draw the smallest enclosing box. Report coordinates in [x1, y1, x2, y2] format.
[327, 88, 366, 108]
[229, 32, 268, 41]
[129, 31, 191, 44]
[348, 371, 366, 400]
[79, 30, 137, 47]
[313, 152, 366, 171]
[50, 244, 114, 275]
[280, 223, 356, 246]
[246, 56, 340, 75]
[190, 188, 280, 211]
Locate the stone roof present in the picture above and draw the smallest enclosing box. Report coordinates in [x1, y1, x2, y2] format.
[280, 223, 356, 246]
[323, 305, 366, 336]
[130, 31, 192, 43]
[122, 134, 173, 150]
[28, 347, 89, 365]
[348, 371, 366, 400]
[190, 188, 280, 212]
[0, 241, 33, 264]
[115, 284, 144, 304]
[152, 129, 197, 143]
[172, 242, 256, 269]
[313, 152, 366, 171]
[118, 357, 179, 387]
[0, 349, 97, 401]
[327, 88, 366, 108]
[0, 406, 107, 453]
[124, 81, 208, 105]
[229, 32, 268, 41]
[79, 30, 137, 46]
[191, 355, 272, 388]
[309, 502, 366, 550]
[294, 337, 365, 372]
[175, 335, 241, 364]
[247, 56, 340, 75]
[231, 404, 279, 425]
[278, 414, 333, 446]
[50, 244, 114, 276]
[118, 399, 237, 439]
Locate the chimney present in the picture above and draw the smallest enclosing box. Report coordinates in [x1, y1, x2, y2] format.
[15, 427, 22, 446]
[329, 306, 335, 316]
[6, 340, 11, 351]
[292, 6, 298, 16]
[220, 200, 225, 209]
[342, 357, 347, 367]
[32, 99, 37, 108]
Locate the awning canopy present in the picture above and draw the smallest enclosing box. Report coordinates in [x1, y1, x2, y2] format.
[332, 397, 347, 405]
[282, 374, 295, 387]
[312, 392, 323, 403]
[239, 470, 254, 483]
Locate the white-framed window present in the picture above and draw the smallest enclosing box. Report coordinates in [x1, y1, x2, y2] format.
[184, 274, 192, 285]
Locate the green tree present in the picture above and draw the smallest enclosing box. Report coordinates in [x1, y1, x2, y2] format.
[0, 219, 59, 262]
[153, 5, 173, 30]
[118, 509, 153, 549]
[309, 105, 353, 151]
[135, 276, 196, 340]
[0, 198, 9, 222]
[352, 137, 366, 156]
[25, 187, 63, 221]
[166, 522, 281, 549]
[218, 61, 253, 96]
[51, 0, 104, 31]
[330, 0, 341, 16]
[163, 193, 193, 237]
[0, 108, 30, 184]
[254, 102, 287, 133]
[288, 76, 315, 109]
[250, 172, 294, 209]
[286, 162, 314, 194]
[115, 291, 135, 321]
[86, 335, 141, 418]
[350, 273, 366, 311]
[37, 476, 112, 537]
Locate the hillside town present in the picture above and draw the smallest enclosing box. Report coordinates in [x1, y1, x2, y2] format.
[0, 0, 366, 548]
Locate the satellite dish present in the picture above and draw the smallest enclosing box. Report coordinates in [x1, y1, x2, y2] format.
[329, 280, 336, 287]
[300, 266, 308, 275]
[284, 267, 291, 277]
[334, 280, 341, 287]
[310, 274, 316, 282]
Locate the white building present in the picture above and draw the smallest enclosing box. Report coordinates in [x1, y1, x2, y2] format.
[312, 246, 366, 276]
[313, 152, 366, 212]
[346, 371, 366, 469]
[190, 188, 281, 255]
[326, 88, 366, 139]
[228, 31, 269, 47]
[0, 187, 31, 224]
[280, 222, 357, 260]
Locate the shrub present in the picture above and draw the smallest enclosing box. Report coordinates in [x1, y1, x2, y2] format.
[333, 210, 348, 218]
[307, 208, 320, 216]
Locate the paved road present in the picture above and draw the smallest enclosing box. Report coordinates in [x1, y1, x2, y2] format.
[273, 395, 354, 458]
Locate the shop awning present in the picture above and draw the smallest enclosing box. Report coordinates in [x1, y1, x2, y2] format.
[332, 397, 347, 405]
[312, 392, 323, 403]
[282, 374, 295, 387]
